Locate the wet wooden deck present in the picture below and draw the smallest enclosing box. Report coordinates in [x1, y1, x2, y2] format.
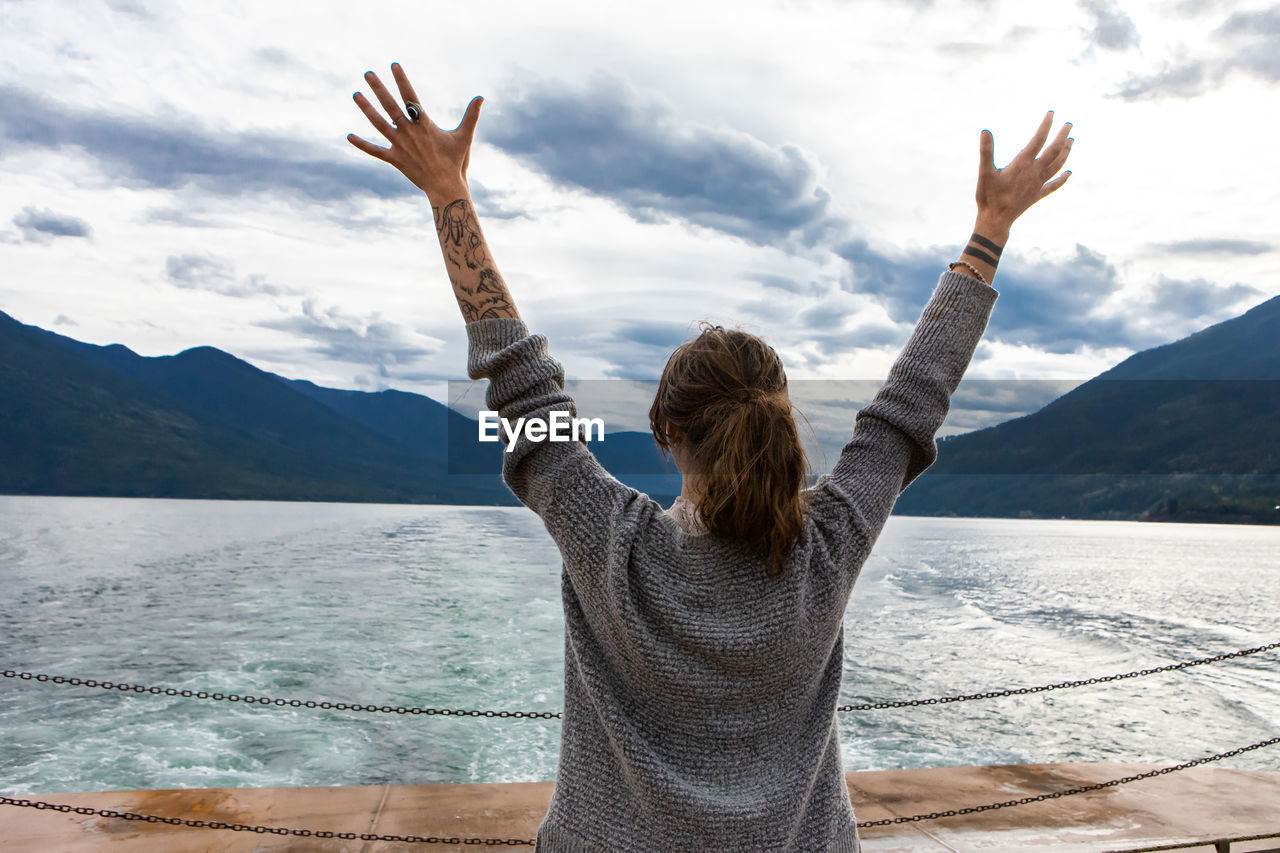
[2, 762, 1278, 851]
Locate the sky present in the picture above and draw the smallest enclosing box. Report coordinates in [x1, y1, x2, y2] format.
[2, 0, 1277, 457]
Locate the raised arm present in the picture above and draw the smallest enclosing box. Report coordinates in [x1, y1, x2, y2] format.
[347, 63, 519, 323]
[811, 111, 1075, 580]
[346, 63, 651, 621]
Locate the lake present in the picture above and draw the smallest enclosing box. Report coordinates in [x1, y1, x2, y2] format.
[1, 495, 1277, 795]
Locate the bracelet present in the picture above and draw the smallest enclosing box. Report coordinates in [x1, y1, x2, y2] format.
[948, 260, 988, 286]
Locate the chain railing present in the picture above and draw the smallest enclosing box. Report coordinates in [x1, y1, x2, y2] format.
[3, 641, 1277, 845]
[3, 736, 1277, 846]
[856, 736, 1280, 828]
[5, 640, 1276, 720]
[836, 640, 1280, 712]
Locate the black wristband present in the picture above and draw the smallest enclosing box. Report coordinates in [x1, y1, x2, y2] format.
[962, 245, 999, 267]
[969, 232, 1004, 257]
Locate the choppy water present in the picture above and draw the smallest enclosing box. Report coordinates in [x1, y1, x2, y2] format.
[1, 495, 1277, 795]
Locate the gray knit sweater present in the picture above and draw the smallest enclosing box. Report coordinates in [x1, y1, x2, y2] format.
[466, 270, 998, 852]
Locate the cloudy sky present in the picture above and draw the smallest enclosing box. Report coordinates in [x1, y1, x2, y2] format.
[2, 0, 1276, 455]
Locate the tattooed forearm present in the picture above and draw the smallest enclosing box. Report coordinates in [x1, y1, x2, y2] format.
[468, 269, 516, 319]
[434, 199, 489, 270]
[431, 196, 520, 322]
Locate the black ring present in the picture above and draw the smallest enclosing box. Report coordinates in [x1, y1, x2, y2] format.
[404, 102, 422, 123]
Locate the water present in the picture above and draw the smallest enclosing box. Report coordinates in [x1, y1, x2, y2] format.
[1, 495, 1277, 795]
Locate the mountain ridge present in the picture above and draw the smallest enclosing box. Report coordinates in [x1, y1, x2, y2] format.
[896, 290, 1280, 523]
[3, 289, 1277, 522]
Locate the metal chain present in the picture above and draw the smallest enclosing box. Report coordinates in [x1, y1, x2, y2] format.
[837, 641, 1280, 712]
[0, 670, 560, 719]
[3, 736, 1276, 844]
[0, 794, 532, 845]
[857, 735, 1280, 827]
[5, 641, 1275, 719]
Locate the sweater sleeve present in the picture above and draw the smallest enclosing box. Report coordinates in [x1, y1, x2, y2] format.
[465, 318, 652, 611]
[810, 270, 998, 571]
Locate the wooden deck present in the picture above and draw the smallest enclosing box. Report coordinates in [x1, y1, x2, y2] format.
[2, 763, 1279, 851]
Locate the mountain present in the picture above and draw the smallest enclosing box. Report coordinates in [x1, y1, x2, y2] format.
[0, 311, 679, 504]
[286, 379, 469, 466]
[0, 313, 509, 503]
[5, 288, 1276, 521]
[286, 379, 680, 493]
[895, 292, 1280, 524]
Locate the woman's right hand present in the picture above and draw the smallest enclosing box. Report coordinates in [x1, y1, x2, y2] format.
[348, 63, 482, 204]
[975, 111, 1074, 235]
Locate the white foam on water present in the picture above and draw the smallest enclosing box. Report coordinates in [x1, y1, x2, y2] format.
[2, 498, 1278, 794]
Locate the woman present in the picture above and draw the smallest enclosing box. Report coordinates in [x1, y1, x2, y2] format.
[349, 63, 1072, 852]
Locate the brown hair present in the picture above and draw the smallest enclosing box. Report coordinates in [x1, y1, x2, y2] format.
[649, 323, 810, 579]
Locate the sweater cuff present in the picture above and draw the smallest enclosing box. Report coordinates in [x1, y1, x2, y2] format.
[465, 317, 533, 380]
[936, 269, 1000, 305]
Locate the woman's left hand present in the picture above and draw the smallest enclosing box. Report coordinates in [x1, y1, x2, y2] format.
[347, 63, 482, 199]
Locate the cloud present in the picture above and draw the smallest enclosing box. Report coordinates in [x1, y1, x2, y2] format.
[468, 182, 533, 221]
[0, 69, 1161, 362]
[1115, 58, 1216, 99]
[1219, 5, 1280, 36]
[979, 244, 1145, 354]
[253, 46, 305, 71]
[597, 318, 702, 379]
[0, 85, 410, 202]
[1148, 276, 1263, 319]
[145, 205, 222, 228]
[52, 314, 78, 326]
[611, 319, 697, 351]
[1219, 5, 1280, 78]
[1156, 238, 1272, 255]
[809, 321, 906, 357]
[11, 206, 92, 242]
[255, 298, 445, 387]
[1114, 3, 1280, 99]
[484, 70, 833, 248]
[486, 72, 1160, 355]
[103, 0, 156, 19]
[938, 25, 1042, 56]
[165, 253, 301, 298]
[1164, 0, 1227, 16]
[838, 240, 1200, 355]
[832, 238, 954, 324]
[750, 273, 817, 295]
[796, 300, 856, 332]
[1079, 0, 1140, 50]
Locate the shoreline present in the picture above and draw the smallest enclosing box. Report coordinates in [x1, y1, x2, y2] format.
[4, 492, 1279, 526]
